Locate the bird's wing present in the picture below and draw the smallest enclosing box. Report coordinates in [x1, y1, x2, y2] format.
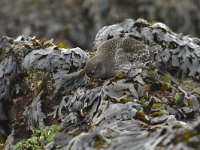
[115, 39, 152, 65]
[97, 38, 122, 54]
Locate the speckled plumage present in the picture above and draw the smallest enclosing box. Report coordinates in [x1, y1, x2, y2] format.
[85, 38, 153, 79]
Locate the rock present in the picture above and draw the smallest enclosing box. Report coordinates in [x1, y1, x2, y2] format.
[150, 115, 168, 124]
[0, 19, 200, 150]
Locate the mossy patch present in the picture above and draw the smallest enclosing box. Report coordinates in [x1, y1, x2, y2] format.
[14, 125, 60, 150]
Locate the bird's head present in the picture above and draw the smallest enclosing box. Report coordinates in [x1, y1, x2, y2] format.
[85, 55, 109, 79]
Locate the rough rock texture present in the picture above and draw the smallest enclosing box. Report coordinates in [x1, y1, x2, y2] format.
[0, 19, 200, 150]
[0, 0, 200, 49]
[94, 18, 200, 80]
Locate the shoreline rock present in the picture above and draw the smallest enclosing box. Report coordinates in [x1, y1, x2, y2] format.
[0, 19, 200, 149]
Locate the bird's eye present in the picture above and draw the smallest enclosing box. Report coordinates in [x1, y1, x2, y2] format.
[93, 64, 98, 73]
[91, 70, 95, 75]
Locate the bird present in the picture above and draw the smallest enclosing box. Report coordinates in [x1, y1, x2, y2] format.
[85, 37, 153, 79]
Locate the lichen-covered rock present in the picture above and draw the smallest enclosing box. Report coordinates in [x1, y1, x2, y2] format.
[1, 19, 200, 150]
[94, 18, 200, 80]
[0, 36, 88, 148]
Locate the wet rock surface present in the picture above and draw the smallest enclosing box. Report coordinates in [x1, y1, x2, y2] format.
[0, 19, 200, 149]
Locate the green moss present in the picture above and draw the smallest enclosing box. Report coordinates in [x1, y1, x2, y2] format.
[173, 92, 181, 105]
[14, 125, 60, 150]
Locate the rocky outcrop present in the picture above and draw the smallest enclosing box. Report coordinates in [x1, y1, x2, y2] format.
[0, 19, 200, 149]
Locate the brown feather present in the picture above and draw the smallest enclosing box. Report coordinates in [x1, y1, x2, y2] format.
[85, 37, 153, 79]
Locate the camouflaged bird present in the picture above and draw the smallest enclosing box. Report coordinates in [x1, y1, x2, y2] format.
[85, 38, 153, 79]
